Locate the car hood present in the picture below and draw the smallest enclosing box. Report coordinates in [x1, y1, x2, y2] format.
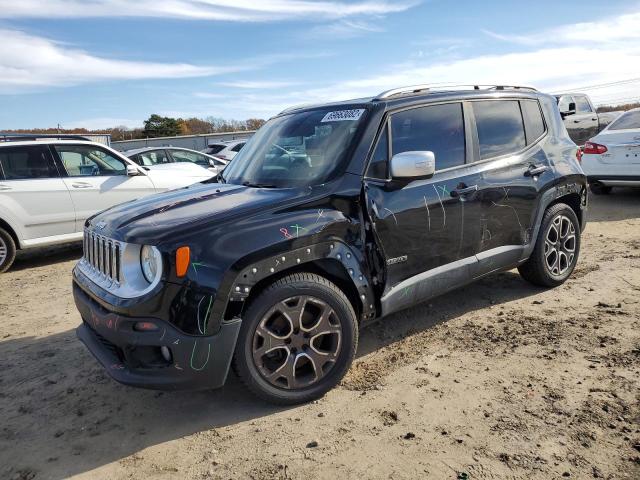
[87, 182, 309, 244]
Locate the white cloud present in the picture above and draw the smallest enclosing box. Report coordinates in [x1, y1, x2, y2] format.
[0, 0, 416, 21]
[483, 11, 640, 46]
[217, 80, 299, 89]
[0, 28, 247, 93]
[307, 19, 385, 39]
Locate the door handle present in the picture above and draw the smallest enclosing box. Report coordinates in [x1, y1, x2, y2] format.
[451, 184, 478, 197]
[0, 184, 11, 191]
[591, 118, 597, 121]
[71, 182, 92, 189]
[526, 165, 549, 177]
[573, 120, 581, 123]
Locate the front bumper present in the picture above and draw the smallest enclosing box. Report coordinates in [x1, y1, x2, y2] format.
[74, 281, 241, 391]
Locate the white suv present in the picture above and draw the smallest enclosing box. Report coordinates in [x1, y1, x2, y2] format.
[0, 138, 214, 272]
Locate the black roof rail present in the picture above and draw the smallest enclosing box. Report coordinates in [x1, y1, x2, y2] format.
[0, 133, 94, 143]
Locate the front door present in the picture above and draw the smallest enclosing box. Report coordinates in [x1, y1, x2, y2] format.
[52, 144, 156, 231]
[572, 95, 599, 144]
[0, 144, 76, 241]
[364, 102, 482, 314]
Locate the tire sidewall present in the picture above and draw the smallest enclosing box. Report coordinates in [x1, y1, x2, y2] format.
[235, 275, 357, 403]
[539, 205, 581, 284]
[0, 228, 16, 273]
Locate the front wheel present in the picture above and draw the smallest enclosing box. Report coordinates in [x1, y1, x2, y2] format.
[233, 272, 358, 405]
[518, 203, 581, 287]
[0, 228, 17, 273]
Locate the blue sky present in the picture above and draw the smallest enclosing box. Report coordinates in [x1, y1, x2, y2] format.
[1, 0, 639, 129]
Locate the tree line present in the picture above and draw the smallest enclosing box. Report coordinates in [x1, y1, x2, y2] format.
[4, 114, 267, 142]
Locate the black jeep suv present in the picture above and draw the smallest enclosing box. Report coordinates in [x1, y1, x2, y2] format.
[73, 85, 587, 404]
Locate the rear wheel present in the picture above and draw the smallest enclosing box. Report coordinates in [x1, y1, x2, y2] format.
[233, 272, 358, 405]
[0, 228, 17, 273]
[518, 203, 581, 287]
[589, 182, 612, 195]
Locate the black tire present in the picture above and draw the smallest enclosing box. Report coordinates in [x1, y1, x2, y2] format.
[233, 272, 358, 405]
[518, 203, 581, 288]
[0, 227, 17, 274]
[589, 183, 612, 195]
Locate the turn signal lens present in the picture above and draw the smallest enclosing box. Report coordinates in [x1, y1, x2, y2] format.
[583, 142, 608, 155]
[176, 246, 190, 277]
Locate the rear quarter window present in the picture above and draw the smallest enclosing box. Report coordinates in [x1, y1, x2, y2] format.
[231, 142, 245, 152]
[520, 100, 546, 144]
[473, 100, 526, 159]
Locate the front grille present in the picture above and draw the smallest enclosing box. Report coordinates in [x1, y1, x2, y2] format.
[83, 229, 122, 285]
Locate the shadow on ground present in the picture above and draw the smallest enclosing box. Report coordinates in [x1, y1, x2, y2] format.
[0, 269, 542, 479]
[11, 243, 82, 271]
[588, 187, 640, 223]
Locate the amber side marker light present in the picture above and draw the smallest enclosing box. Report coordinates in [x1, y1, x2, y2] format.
[176, 246, 190, 277]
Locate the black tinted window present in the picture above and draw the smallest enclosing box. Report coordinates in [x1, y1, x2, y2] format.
[607, 110, 640, 130]
[574, 96, 592, 113]
[473, 100, 526, 159]
[521, 100, 546, 144]
[0, 145, 58, 180]
[391, 103, 465, 170]
[366, 126, 388, 179]
[231, 142, 245, 152]
[206, 144, 225, 154]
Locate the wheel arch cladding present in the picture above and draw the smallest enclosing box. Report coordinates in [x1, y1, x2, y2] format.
[548, 191, 584, 227]
[224, 241, 376, 323]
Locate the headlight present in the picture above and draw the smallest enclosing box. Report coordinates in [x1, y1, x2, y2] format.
[140, 245, 162, 283]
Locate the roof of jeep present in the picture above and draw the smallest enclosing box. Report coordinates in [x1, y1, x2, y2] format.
[0, 139, 111, 148]
[277, 86, 546, 117]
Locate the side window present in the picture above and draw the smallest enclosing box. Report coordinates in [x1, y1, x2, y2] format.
[390, 103, 465, 170]
[366, 125, 389, 179]
[574, 96, 592, 113]
[521, 100, 546, 144]
[54, 145, 126, 176]
[608, 110, 640, 130]
[170, 150, 208, 166]
[231, 142, 245, 152]
[473, 100, 526, 159]
[138, 150, 170, 166]
[0, 145, 59, 180]
[207, 144, 226, 154]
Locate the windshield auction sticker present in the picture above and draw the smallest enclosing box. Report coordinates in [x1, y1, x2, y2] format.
[321, 109, 365, 122]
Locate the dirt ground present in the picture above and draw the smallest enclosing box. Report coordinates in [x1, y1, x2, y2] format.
[1, 190, 639, 480]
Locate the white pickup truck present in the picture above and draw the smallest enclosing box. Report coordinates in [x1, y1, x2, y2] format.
[0, 137, 214, 272]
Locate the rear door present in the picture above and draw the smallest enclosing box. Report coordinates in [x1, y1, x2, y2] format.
[364, 102, 482, 307]
[573, 95, 599, 143]
[53, 144, 156, 231]
[0, 144, 76, 241]
[471, 98, 553, 274]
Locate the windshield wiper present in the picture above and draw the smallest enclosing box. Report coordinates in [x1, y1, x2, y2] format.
[242, 181, 278, 188]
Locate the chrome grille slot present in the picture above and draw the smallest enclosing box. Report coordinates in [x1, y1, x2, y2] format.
[82, 229, 122, 286]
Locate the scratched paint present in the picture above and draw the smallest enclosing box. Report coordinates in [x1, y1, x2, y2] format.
[423, 195, 431, 231]
[432, 185, 446, 227]
[382, 207, 398, 226]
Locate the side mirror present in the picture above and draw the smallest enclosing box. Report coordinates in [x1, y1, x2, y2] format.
[126, 165, 140, 176]
[390, 151, 435, 179]
[561, 102, 576, 118]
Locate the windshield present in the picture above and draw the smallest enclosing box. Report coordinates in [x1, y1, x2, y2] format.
[222, 107, 367, 188]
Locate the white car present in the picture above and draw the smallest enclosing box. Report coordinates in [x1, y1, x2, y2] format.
[582, 108, 640, 195]
[202, 139, 246, 161]
[125, 146, 228, 174]
[0, 138, 214, 272]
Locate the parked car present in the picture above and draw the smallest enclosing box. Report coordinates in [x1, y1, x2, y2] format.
[73, 85, 586, 404]
[553, 92, 620, 145]
[202, 140, 246, 161]
[125, 146, 228, 174]
[0, 138, 214, 272]
[581, 108, 640, 194]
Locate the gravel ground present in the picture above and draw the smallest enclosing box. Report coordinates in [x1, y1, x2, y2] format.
[1, 190, 639, 480]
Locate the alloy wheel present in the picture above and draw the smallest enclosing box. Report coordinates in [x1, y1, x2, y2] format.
[544, 214, 576, 276]
[0, 236, 7, 266]
[252, 295, 342, 390]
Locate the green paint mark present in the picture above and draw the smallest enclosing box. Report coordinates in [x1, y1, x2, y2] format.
[191, 262, 206, 276]
[190, 340, 211, 371]
[289, 224, 307, 237]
